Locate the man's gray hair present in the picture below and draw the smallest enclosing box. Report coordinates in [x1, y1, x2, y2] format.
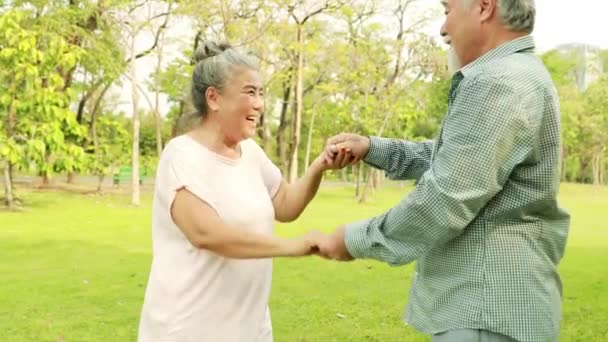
[191, 41, 258, 118]
[463, 0, 535, 33]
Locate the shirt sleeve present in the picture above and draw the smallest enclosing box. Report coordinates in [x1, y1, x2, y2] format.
[344, 75, 534, 265]
[159, 145, 220, 215]
[364, 137, 434, 181]
[249, 140, 282, 198]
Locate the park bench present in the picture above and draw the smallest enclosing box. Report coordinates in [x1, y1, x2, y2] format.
[112, 166, 147, 186]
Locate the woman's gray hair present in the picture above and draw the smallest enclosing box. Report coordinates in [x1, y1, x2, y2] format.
[191, 41, 258, 118]
[463, 0, 535, 33]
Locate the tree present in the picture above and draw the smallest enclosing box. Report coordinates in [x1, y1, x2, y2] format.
[582, 75, 608, 186]
[152, 29, 167, 156]
[0, 9, 82, 207]
[542, 48, 608, 185]
[117, 0, 172, 206]
[285, 0, 344, 182]
[88, 114, 130, 192]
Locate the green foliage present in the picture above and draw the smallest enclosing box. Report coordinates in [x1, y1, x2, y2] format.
[139, 111, 172, 173]
[582, 74, 608, 144]
[599, 49, 608, 75]
[89, 114, 131, 177]
[541, 50, 578, 88]
[151, 54, 193, 104]
[1, 0, 605, 190]
[542, 49, 608, 184]
[0, 9, 84, 180]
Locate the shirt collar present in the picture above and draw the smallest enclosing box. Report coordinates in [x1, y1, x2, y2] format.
[457, 35, 536, 79]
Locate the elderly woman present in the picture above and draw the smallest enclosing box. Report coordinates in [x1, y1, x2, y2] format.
[137, 42, 353, 342]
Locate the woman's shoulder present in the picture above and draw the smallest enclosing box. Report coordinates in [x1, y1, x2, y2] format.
[164, 134, 192, 151]
[160, 135, 207, 166]
[240, 138, 265, 157]
[165, 134, 214, 156]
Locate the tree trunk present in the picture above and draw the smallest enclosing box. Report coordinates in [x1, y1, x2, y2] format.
[562, 157, 568, 182]
[303, 109, 317, 169]
[89, 84, 110, 145]
[600, 146, 606, 186]
[8, 162, 14, 192]
[373, 169, 382, 188]
[355, 163, 363, 197]
[592, 147, 605, 186]
[599, 155, 604, 186]
[288, 25, 304, 183]
[91, 94, 101, 193]
[76, 79, 104, 124]
[154, 95, 163, 156]
[358, 94, 399, 202]
[359, 166, 373, 203]
[170, 101, 182, 138]
[6, 94, 16, 193]
[262, 112, 272, 154]
[276, 72, 293, 176]
[67, 172, 76, 184]
[154, 31, 165, 157]
[42, 173, 50, 185]
[578, 159, 590, 183]
[3, 163, 14, 209]
[97, 174, 104, 193]
[130, 32, 141, 207]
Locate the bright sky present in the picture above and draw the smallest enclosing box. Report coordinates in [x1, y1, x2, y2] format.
[534, 0, 608, 51]
[116, 0, 607, 115]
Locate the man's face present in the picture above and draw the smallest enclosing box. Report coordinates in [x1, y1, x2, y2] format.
[440, 0, 481, 67]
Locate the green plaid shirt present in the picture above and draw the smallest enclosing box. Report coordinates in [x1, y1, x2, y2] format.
[344, 36, 569, 342]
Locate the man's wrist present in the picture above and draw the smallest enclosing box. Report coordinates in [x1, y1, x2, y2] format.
[363, 135, 372, 160]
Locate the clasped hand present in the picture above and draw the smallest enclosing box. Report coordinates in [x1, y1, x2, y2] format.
[297, 227, 353, 261]
[288, 133, 373, 260]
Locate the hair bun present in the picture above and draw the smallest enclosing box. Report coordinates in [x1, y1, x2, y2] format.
[193, 41, 232, 63]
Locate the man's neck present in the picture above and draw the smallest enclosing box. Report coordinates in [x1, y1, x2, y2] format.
[475, 30, 529, 61]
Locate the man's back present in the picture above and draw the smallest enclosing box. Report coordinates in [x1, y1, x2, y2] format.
[407, 36, 570, 342]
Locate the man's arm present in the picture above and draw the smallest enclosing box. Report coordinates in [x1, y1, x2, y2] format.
[343, 76, 533, 265]
[364, 137, 434, 181]
[325, 133, 434, 181]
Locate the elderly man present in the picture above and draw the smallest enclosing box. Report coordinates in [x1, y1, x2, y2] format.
[316, 0, 569, 341]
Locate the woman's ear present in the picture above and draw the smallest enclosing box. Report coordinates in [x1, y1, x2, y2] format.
[205, 87, 220, 112]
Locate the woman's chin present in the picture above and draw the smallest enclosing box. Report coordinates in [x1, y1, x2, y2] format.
[241, 128, 256, 140]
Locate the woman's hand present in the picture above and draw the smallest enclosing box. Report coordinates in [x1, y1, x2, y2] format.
[284, 231, 326, 257]
[312, 148, 360, 173]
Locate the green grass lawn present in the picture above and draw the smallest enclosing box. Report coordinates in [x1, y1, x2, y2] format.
[1, 183, 607, 341]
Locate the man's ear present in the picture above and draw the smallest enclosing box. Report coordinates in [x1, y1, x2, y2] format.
[478, 0, 498, 22]
[205, 87, 220, 112]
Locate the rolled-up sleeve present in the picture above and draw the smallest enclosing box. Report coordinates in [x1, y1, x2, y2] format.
[364, 137, 434, 181]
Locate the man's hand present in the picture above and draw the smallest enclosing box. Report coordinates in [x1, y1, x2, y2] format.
[315, 226, 354, 262]
[311, 148, 359, 172]
[323, 133, 371, 167]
